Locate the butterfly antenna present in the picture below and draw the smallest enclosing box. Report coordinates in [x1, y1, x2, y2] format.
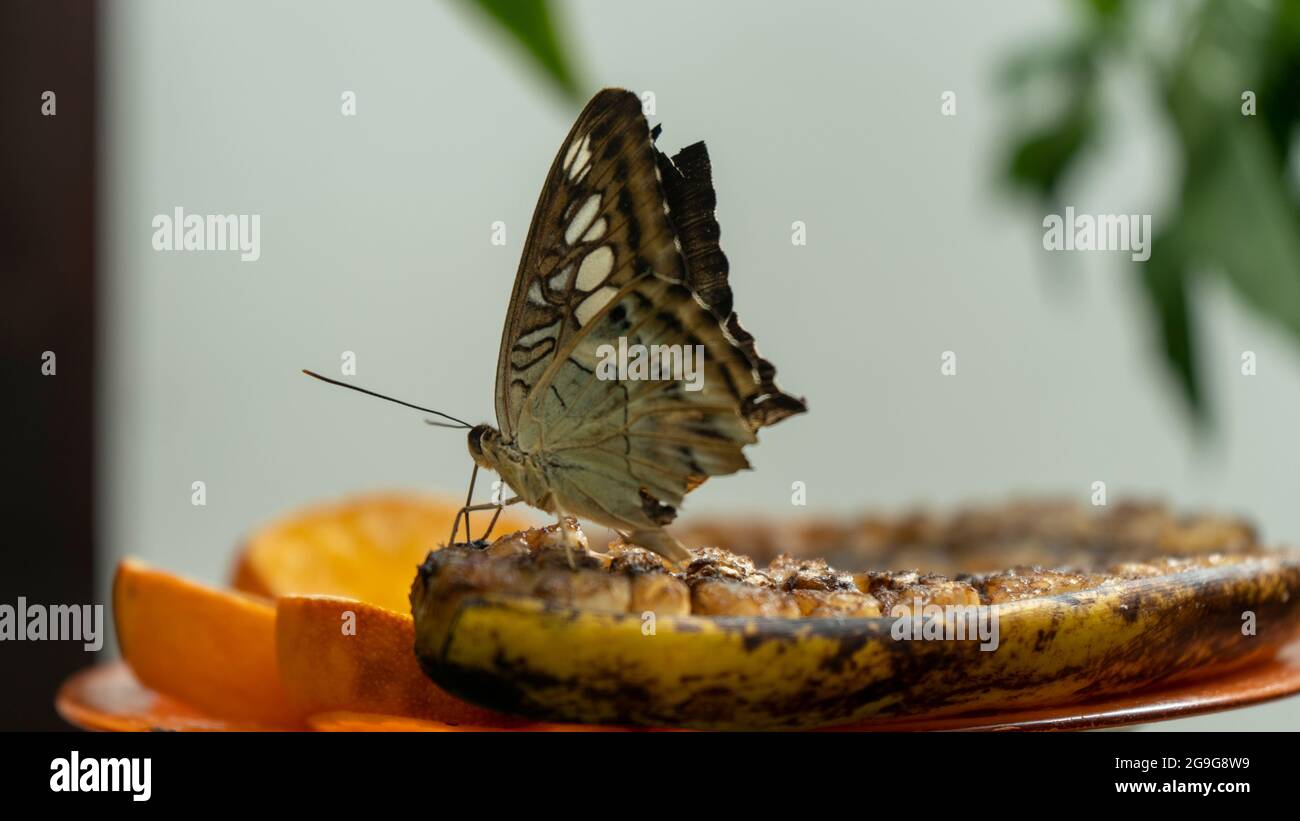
[301, 369, 473, 429]
[424, 419, 468, 429]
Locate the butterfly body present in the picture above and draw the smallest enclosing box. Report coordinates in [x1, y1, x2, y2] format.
[475, 88, 806, 562]
[469, 420, 691, 559]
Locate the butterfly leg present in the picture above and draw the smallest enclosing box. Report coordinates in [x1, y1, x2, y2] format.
[479, 495, 522, 542]
[450, 496, 522, 545]
[629, 528, 693, 564]
[553, 512, 584, 569]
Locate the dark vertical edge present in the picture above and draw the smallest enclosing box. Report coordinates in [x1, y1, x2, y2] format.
[0, 0, 99, 729]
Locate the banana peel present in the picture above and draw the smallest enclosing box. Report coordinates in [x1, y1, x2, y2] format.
[411, 550, 1300, 730]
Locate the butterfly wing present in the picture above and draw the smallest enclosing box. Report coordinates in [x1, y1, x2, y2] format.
[495, 88, 805, 533]
[494, 89, 679, 441]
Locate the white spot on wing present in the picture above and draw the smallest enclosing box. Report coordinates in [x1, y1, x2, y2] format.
[581, 217, 607, 242]
[718, 317, 742, 347]
[574, 285, 619, 326]
[568, 135, 593, 181]
[562, 132, 588, 172]
[576, 246, 614, 291]
[564, 195, 602, 246]
[517, 324, 555, 348]
[528, 280, 546, 305]
[548, 264, 574, 292]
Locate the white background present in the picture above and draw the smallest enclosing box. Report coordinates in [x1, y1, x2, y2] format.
[103, 0, 1300, 730]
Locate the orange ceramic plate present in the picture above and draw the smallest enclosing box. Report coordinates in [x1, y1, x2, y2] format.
[59, 639, 1300, 732]
[56, 663, 297, 732]
[306, 711, 657, 732]
[55, 664, 640, 732]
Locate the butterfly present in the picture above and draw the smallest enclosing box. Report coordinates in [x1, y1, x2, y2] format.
[461, 87, 807, 560]
[307, 88, 805, 562]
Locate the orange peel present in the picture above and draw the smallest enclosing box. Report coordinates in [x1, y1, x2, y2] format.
[113, 559, 305, 726]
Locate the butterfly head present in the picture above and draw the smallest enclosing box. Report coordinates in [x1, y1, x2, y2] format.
[468, 424, 552, 514]
[467, 424, 501, 471]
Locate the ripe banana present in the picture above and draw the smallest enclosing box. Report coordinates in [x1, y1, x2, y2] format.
[410, 508, 1300, 730]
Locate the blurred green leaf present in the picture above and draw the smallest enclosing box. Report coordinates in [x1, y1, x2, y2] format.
[1001, 0, 1300, 427]
[462, 0, 582, 102]
[1006, 109, 1095, 202]
[1177, 124, 1300, 338]
[1000, 24, 1106, 203]
[1138, 229, 1206, 426]
[1149, 0, 1300, 418]
[998, 39, 1093, 90]
[1241, 0, 1300, 167]
[1081, 0, 1125, 20]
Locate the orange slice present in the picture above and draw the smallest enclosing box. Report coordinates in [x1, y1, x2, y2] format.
[275, 595, 517, 726]
[232, 493, 533, 613]
[113, 559, 304, 727]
